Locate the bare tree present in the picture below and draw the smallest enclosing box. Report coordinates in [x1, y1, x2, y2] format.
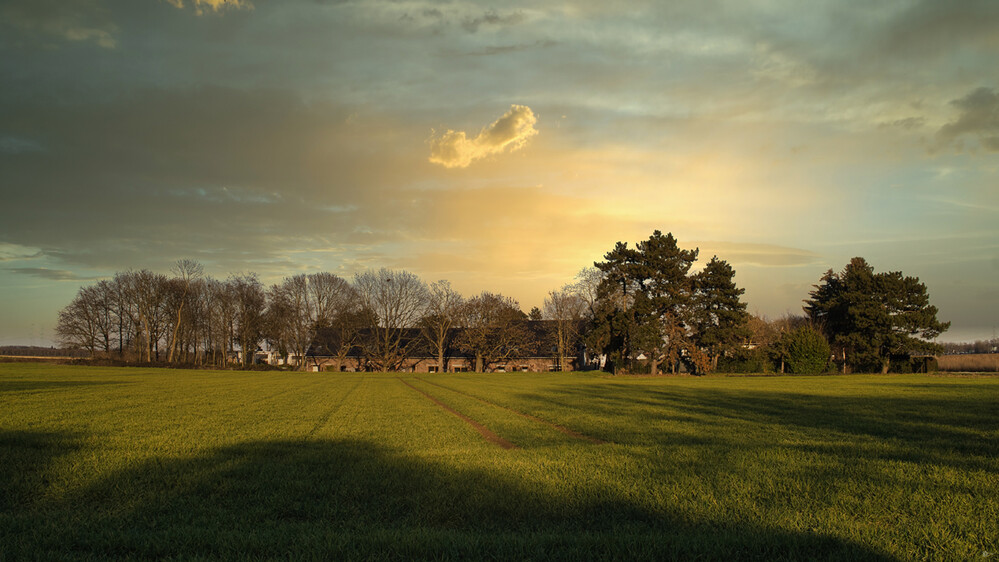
[203, 277, 237, 367]
[270, 274, 313, 369]
[316, 307, 376, 372]
[57, 280, 118, 357]
[419, 280, 464, 373]
[573, 266, 603, 320]
[264, 281, 296, 366]
[264, 273, 356, 370]
[230, 273, 265, 367]
[458, 292, 531, 372]
[167, 259, 203, 363]
[181, 278, 208, 364]
[543, 285, 586, 371]
[308, 272, 354, 327]
[353, 268, 428, 371]
[55, 289, 101, 356]
[118, 270, 169, 362]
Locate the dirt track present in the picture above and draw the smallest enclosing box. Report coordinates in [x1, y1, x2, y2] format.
[398, 378, 517, 449]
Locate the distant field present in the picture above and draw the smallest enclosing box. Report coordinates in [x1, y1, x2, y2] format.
[1, 364, 996, 560]
[938, 353, 999, 372]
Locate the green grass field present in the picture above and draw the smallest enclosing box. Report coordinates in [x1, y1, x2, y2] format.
[1, 364, 996, 560]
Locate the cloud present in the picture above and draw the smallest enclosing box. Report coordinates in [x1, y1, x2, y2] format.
[163, 0, 252, 15]
[0, 243, 43, 262]
[463, 40, 557, 57]
[879, 0, 999, 61]
[877, 117, 925, 131]
[461, 10, 526, 33]
[0, 86, 428, 272]
[6, 268, 102, 281]
[936, 87, 999, 152]
[429, 105, 539, 168]
[0, 0, 117, 48]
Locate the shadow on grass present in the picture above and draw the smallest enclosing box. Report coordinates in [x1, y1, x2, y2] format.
[0, 431, 897, 561]
[0, 430, 84, 511]
[0, 380, 133, 393]
[520, 384, 997, 472]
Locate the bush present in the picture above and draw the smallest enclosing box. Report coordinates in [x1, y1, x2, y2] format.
[782, 326, 831, 374]
[718, 348, 773, 374]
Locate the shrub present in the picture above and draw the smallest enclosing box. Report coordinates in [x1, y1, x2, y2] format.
[782, 326, 831, 374]
[718, 348, 772, 374]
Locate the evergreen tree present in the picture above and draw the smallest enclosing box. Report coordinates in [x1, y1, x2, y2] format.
[691, 256, 750, 370]
[805, 257, 949, 373]
[591, 230, 717, 374]
[590, 241, 642, 372]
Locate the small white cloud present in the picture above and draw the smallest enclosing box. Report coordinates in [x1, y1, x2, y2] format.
[429, 105, 538, 168]
[164, 0, 252, 16]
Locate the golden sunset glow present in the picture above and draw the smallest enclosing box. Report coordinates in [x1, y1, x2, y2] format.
[1, 0, 998, 344]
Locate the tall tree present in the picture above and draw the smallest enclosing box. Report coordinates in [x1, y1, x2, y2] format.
[634, 231, 699, 374]
[543, 286, 586, 371]
[590, 241, 642, 371]
[572, 266, 603, 321]
[318, 307, 377, 372]
[354, 268, 428, 371]
[55, 288, 101, 356]
[308, 272, 354, 327]
[419, 280, 464, 373]
[592, 231, 701, 374]
[458, 292, 530, 372]
[167, 259, 203, 363]
[691, 256, 750, 370]
[271, 272, 357, 370]
[264, 281, 297, 366]
[230, 273, 266, 367]
[119, 270, 169, 362]
[805, 257, 950, 373]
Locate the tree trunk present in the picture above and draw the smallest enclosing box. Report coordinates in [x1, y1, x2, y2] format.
[475, 353, 483, 373]
[650, 357, 658, 376]
[881, 357, 890, 374]
[168, 299, 185, 363]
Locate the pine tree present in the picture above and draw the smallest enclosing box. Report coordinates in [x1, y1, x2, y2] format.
[805, 257, 949, 373]
[692, 256, 750, 370]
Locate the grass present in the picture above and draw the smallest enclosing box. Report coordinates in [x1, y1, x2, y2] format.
[1, 364, 996, 560]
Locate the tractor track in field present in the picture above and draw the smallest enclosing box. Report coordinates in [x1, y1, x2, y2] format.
[397, 378, 517, 450]
[305, 378, 363, 439]
[414, 377, 607, 444]
[243, 385, 300, 410]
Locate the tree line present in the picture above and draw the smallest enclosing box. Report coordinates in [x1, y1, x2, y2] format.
[55, 231, 949, 373]
[940, 339, 998, 355]
[54, 260, 590, 371]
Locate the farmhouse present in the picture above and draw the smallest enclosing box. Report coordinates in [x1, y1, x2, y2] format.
[303, 320, 583, 373]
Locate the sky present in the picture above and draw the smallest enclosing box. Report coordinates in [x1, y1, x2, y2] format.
[1, 0, 998, 345]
